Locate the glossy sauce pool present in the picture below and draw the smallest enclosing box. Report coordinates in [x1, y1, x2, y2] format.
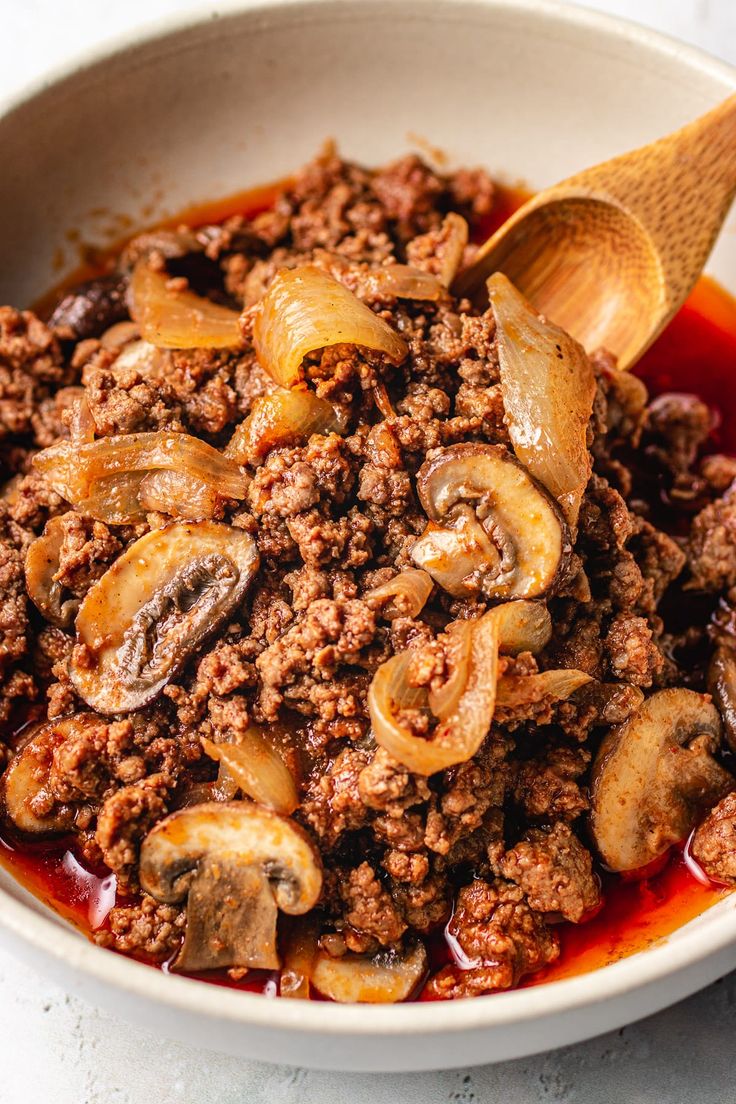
[3, 180, 736, 999]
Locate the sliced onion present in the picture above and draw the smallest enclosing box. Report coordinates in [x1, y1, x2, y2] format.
[67, 392, 96, 446]
[496, 669, 593, 708]
[130, 262, 242, 349]
[201, 729, 298, 815]
[369, 610, 495, 775]
[369, 600, 550, 774]
[75, 472, 149, 524]
[34, 431, 248, 521]
[100, 320, 140, 350]
[365, 569, 433, 621]
[372, 380, 396, 419]
[252, 265, 407, 387]
[280, 916, 320, 999]
[25, 515, 79, 628]
[361, 264, 443, 302]
[139, 469, 221, 518]
[311, 941, 428, 1003]
[493, 599, 552, 656]
[437, 213, 469, 288]
[427, 620, 473, 720]
[488, 272, 595, 527]
[225, 388, 343, 465]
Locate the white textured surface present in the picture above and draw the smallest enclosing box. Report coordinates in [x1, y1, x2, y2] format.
[1, 1, 735, 1099]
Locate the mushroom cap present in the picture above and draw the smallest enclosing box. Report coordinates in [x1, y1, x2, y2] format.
[70, 520, 259, 714]
[412, 443, 566, 600]
[590, 689, 734, 871]
[311, 941, 428, 1004]
[139, 802, 323, 915]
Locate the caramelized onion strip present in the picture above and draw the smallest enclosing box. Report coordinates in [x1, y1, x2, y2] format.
[280, 916, 320, 999]
[253, 266, 407, 387]
[488, 272, 595, 528]
[362, 264, 443, 302]
[34, 431, 248, 522]
[369, 600, 550, 774]
[130, 262, 242, 349]
[201, 730, 298, 816]
[496, 669, 593, 709]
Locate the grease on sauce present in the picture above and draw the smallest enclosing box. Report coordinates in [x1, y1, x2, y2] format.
[5, 179, 736, 1000]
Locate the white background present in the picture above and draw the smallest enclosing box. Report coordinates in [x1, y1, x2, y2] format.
[1, 2, 735, 1102]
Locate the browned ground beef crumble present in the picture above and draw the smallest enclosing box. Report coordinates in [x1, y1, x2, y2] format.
[1, 147, 735, 1000]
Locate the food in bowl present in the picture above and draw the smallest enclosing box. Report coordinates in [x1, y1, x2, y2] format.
[1, 146, 735, 1003]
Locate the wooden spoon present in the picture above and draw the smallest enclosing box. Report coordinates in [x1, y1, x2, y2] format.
[454, 93, 736, 369]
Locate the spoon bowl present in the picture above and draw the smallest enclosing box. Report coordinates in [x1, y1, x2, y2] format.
[455, 93, 736, 368]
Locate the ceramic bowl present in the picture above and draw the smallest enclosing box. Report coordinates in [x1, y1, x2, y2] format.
[0, 0, 735, 1073]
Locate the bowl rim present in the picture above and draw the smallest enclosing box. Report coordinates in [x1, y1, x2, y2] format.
[1, 0, 736, 1037]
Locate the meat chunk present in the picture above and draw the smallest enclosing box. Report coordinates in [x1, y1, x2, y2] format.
[95, 774, 171, 885]
[0, 307, 65, 441]
[691, 791, 736, 883]
[513, 745, 591, 822]
[340, 861, 407, 948]
[501, 822, 601, 922]
[687, 484, 736, 592]
[426, 879, 559, 998]
[256, 597, 377, 719]
[95, 894, 185, 960]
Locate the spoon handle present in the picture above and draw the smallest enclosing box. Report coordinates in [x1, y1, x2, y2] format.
[558, 93, 736, 313]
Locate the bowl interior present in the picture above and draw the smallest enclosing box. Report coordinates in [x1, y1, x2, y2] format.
[0, 0, 735, 1065]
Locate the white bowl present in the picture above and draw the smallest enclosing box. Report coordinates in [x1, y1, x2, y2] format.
[1, 0, 735, 1073]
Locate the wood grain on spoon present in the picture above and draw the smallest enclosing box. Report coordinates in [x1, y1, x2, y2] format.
[454, 93, 736, 369]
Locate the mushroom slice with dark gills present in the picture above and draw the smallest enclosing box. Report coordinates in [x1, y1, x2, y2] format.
[411, 443, 567, 600]
[139, 803, 323, 972]
[590, 689, 735, 872]
[2, 714, 100, 834]
[69, 521, 259, 714]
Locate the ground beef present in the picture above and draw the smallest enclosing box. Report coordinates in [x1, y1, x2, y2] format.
[426, 879, 559, 998]
[95, 895, 185, 960]
[513, 745, 591, 822]
[501, 822, 601, 922]
[691, 791, 736, 883]
[95, 773, 172, 885]
[687, 484, 736, 591]
[255, 597, 378, 719]
[339, 861, 407, 948]
[0, 147, 732, 1002]
[0, 307, 66, 441]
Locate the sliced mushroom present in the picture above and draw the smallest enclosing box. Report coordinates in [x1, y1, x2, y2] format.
[311, 941, 427, 1004]
[590, 689, 734, 871]
[25, 515, 79, 628]
[139, 802, 323, 972]
[48, 273, 129, 341]
[69, 521, 259, 713]
[707, 645, 736, 753]
[411, 444, 566, 599]
[177, 857, 280, 971]
[2, 714, 99, 834]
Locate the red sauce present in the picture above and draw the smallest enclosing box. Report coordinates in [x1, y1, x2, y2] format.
[6, 178, 736, 1000]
